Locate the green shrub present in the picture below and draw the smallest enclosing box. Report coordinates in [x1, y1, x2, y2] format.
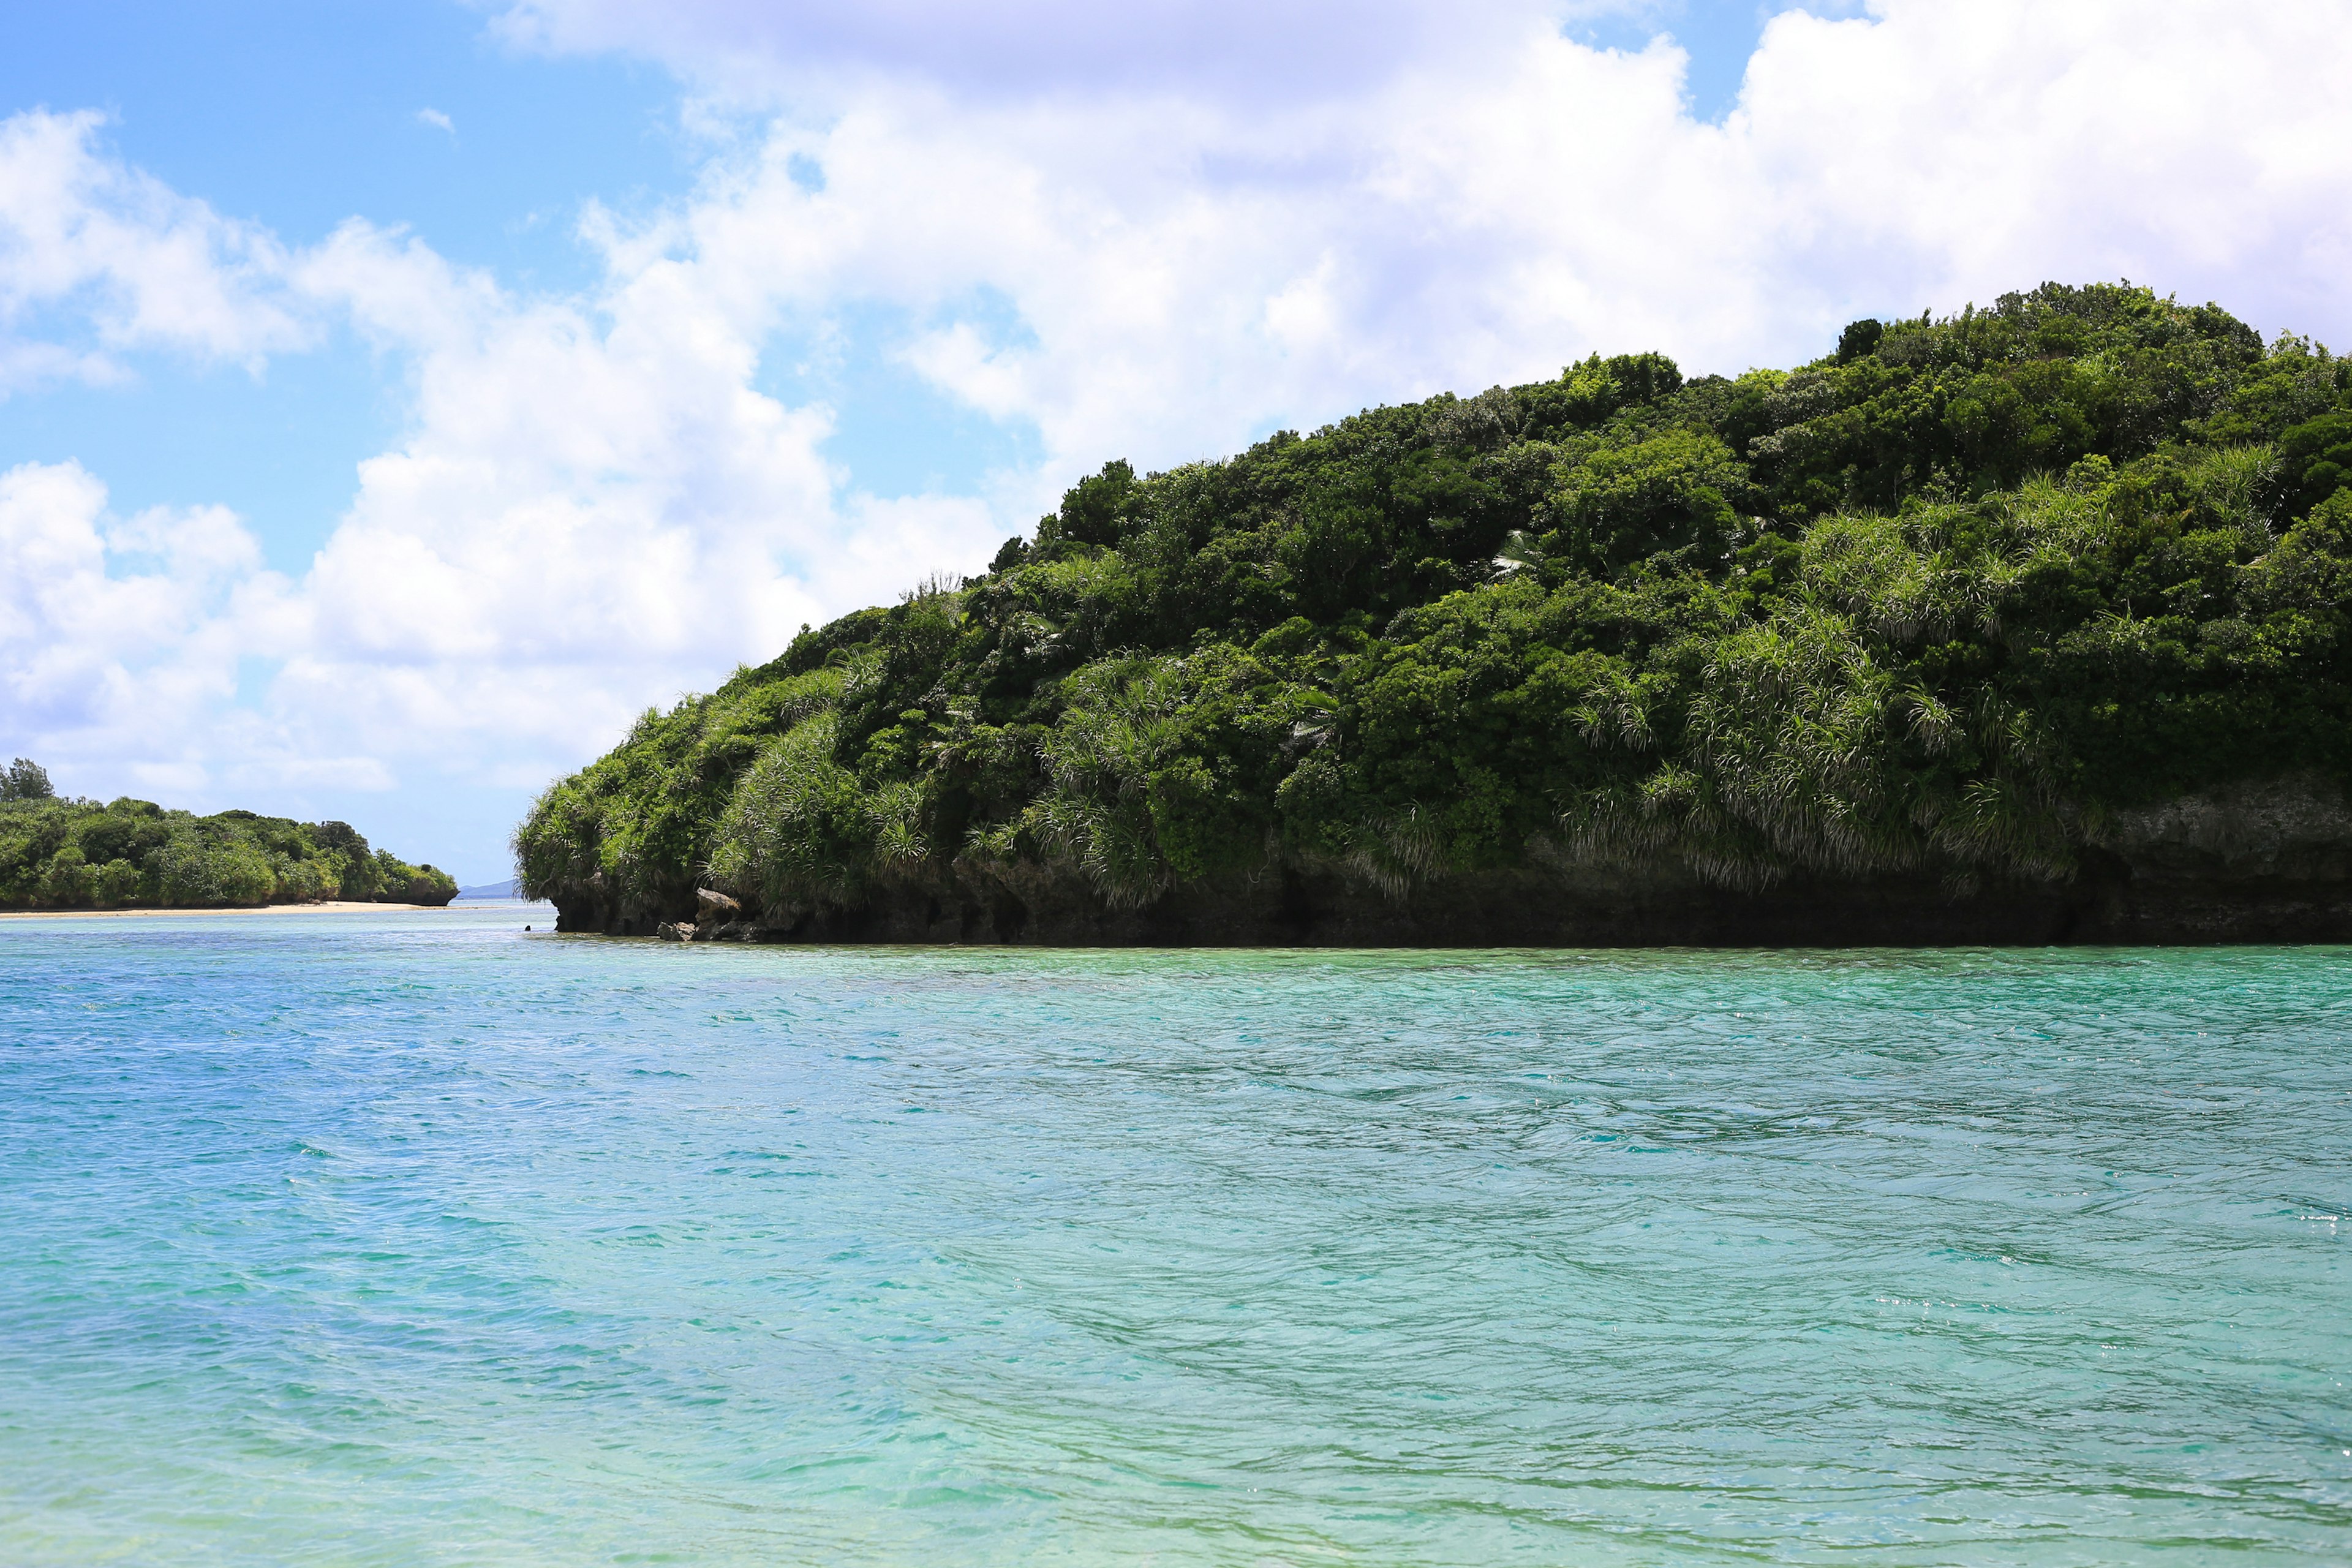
[40, 847, 97, 906]
[271, 855, 335, 903]
[370, 850, 458, 906]
[149, 831, 276, 907]
[95, 859, 143, 905]
[519, 282, 2352, 909]
[707, 714, 886, 910]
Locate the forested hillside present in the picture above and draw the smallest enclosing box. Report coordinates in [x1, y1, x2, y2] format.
[0, 761, 457, 909]
[518, 283, 2352, 941]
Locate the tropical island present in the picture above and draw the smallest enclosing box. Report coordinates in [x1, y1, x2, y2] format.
[0, 760, 458, 910]
[518, 282, 2352, 944]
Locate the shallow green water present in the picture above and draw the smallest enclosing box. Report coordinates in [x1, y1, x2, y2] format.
[1, 909, 2347, 1564]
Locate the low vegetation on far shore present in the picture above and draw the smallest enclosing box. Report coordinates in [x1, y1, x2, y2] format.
[0, 760, 456, 910]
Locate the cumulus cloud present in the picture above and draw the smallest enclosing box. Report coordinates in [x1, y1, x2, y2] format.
[486, 0, 2352, 497]
[0, 137, 1005, 803]
[0, 459, 307, 791]
[0, 110, 303, 390]
[3, 0, 2351, 867]
[282, 216, 861, 761]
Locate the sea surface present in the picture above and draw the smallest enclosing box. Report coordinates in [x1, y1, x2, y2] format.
[1, 908, 2347, 1566]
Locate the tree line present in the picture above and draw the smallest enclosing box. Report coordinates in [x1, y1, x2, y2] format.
[0, 765, 456, 910]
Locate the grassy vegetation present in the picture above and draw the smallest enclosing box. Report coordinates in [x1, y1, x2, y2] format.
[0, 771, 456, 910]
[518, 283, 2352, 920]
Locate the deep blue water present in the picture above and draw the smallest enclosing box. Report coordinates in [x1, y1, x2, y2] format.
[2, 908, 2348, 1564]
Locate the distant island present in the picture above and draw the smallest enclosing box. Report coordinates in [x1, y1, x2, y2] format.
[518, 282, 2352, 944]
[0, 760, 457, 910]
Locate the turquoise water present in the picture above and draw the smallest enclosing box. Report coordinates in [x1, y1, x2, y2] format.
[2, 910, 2348, 1565]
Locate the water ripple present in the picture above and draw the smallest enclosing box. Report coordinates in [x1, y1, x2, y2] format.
[1, 916, 2348, 1563]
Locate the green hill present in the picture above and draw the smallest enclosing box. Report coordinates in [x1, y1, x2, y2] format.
[0, 763, 457, 910]
[517, 282, 2352, 943]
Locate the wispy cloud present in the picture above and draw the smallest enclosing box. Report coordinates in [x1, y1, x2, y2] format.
[0, 110, 306, 383]
[415, 107, 454, 134]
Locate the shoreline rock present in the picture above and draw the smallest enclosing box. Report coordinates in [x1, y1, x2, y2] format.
[545, 777, 2352, 947]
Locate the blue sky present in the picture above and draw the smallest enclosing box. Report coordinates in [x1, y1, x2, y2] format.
[0, 1, 682, 573]
[2, 1, 2345, 883]
[0, 0, 1787, 574]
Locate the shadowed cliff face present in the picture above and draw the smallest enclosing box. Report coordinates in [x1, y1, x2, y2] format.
[545, 776, 2352, 946]
[2098, 775, 2352, 884]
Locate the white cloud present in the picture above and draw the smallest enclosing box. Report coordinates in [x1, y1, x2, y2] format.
[0, 459, 296, 778]
[0, 110, 304, 389]
[483, 0, 2352, 504]
[417, 107, 456, 134]
[3, 0, 2352, 866]
[0, 150, 1006, 804]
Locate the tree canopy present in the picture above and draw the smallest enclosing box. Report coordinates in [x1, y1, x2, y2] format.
[1, 759, 53, 802]
[0, 788, 457, 910]
[518, 283, 2352, 925]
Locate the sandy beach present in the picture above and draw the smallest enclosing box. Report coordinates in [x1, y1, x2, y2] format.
[0, 902, 473, 921]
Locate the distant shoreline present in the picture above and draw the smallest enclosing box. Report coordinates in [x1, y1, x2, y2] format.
[0, 902, 467, 921]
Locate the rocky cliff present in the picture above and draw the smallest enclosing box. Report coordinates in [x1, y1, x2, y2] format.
[545, 775, 2352, 946]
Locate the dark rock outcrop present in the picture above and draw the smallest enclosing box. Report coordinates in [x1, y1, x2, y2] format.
[545, 777, 2352, 947]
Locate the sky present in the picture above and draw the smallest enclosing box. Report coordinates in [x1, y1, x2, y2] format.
[3, 1, 2350, 884]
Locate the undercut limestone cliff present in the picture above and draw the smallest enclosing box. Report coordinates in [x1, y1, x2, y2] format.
[542, 776, 2352, 946]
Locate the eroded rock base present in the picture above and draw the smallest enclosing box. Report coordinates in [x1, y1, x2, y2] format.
[548, 778, 2352, 948]
[555, 863, 2352, 947]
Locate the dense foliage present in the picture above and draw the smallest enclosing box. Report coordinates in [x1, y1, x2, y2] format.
[0, 788, 458, 910]
[2, 758, 53, 802]
[519, 284, 2352, 919]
